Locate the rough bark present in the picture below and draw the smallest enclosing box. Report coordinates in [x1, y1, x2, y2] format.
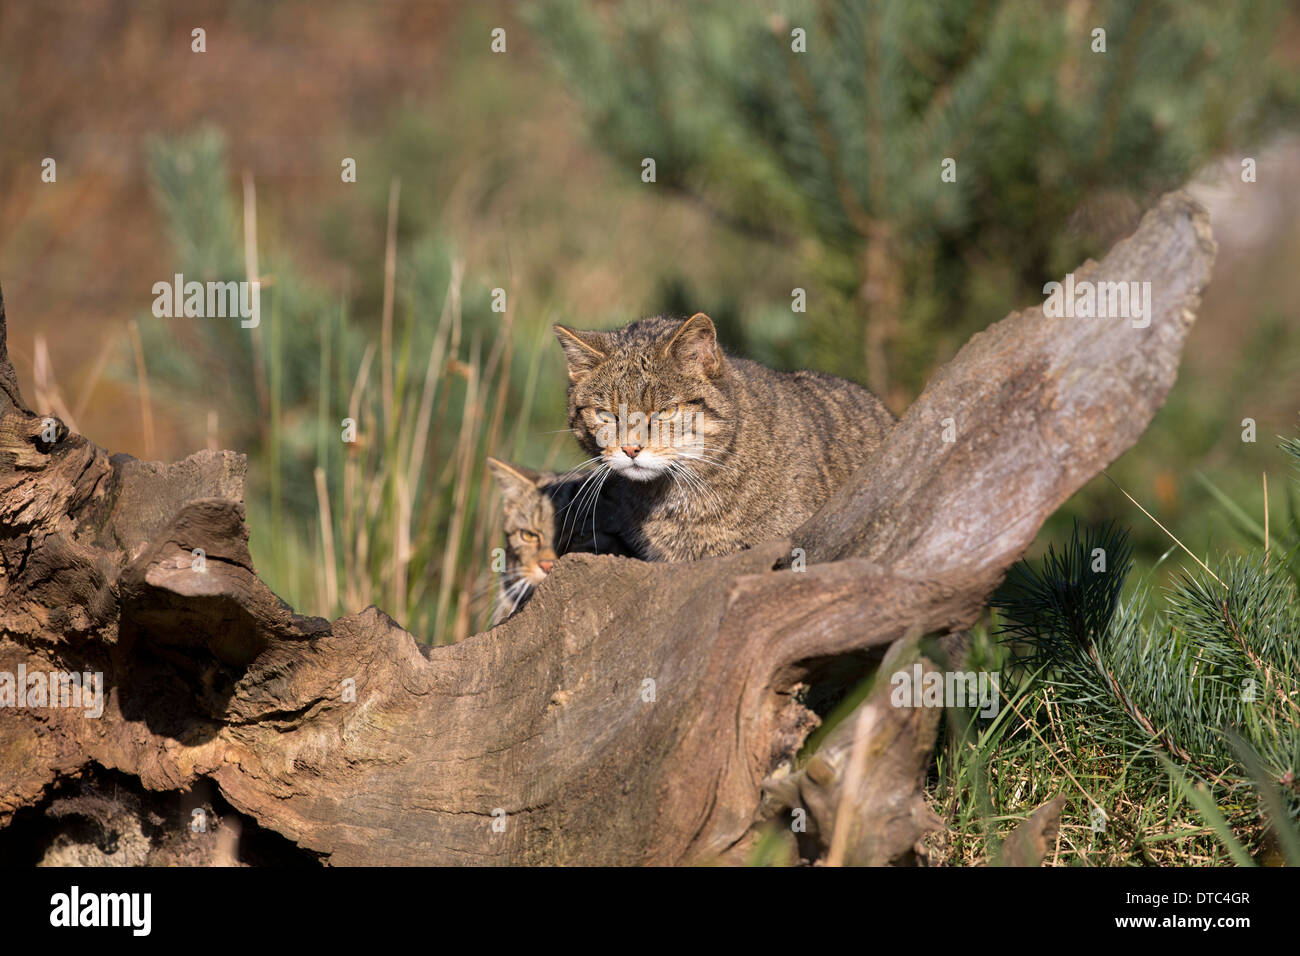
[0, 192, 1215, 865]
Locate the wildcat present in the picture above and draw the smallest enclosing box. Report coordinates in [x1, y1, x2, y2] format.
[554, 313, 896, 561]
[486, 456, 630, 624]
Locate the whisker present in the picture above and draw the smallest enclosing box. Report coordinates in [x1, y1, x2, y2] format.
[550, 456, 604, 485]
[664, 462, 688, 507]
[558, 463, 603, 517]
[668, 460, 715, 512]
[678, 453, 729, 469]
[679, 471, 720, 513]
[597, 466, 613, 530]
[492, 575, 536, 625]
[570, 462, 610, 540]
[676, 448, 734, 471]
[506, 580, 530, 617]
[585, 465, 614, 549]
[671, 460, 727, 514]
[559, 462, 608, 543]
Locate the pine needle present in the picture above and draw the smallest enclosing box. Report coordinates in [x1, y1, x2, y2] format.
[1102, 470, 1224, 588]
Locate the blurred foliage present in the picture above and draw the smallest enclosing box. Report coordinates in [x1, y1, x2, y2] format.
[144, 130, 333, 522]
[140, 131, 547, 641]
[527, 0, 1300, 404]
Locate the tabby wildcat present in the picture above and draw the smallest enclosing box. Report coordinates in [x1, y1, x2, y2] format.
[486, 456, 629, 623]
[554, 313, 896, 561]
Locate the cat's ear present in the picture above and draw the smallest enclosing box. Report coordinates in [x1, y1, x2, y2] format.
[553, 325, 608, 382]
[664, 313, 722, 377]
[486, 457, 541, 500]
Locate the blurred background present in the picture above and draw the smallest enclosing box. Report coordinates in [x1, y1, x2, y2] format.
[2, 0, 1298, 643]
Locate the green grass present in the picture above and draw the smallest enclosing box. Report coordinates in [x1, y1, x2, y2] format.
[250, 244, 559, 644]
[930, 625, 1279, 867]
[136, 131, 573, 643]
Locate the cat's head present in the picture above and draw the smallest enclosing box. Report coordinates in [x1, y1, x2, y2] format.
[486, 457, 559, 594]
[553, 313, 733, 482]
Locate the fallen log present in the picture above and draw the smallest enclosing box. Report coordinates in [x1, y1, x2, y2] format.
[0, 192, 1215, 864]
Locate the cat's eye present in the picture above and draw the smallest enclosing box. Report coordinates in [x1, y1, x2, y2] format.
[651, 403, 681, 421]
[594, 410, 617, 423]
[519, 530, 540, 544]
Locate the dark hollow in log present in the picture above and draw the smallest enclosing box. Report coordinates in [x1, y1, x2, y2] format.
[0, 193, 1215, 864]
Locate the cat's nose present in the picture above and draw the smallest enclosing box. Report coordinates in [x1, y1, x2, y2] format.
[621, 444, 641, 459]
[538, 559, 555, 573]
